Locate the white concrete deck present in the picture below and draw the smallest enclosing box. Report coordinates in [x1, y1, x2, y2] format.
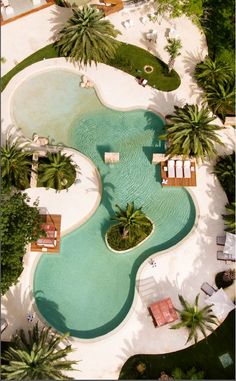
[1, 3, 236, 380]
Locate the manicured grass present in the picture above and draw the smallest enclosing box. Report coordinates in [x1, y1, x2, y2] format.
[1, 42, 180, 93]
[119, 310, 235, 379]
[107, 43, 181, 91]
[0, 44, 58, 92]
[106, 218, 153, 251]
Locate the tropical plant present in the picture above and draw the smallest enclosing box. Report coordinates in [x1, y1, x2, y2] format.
[54, 6, 121, 66]
[194, 56, 233, 87]
[111, 202, 150, 241]
[222, 202, 236, 234]
[223, 268, 235, 282]
[200, 0, 234, 56]
[171, 294, 218, 344]
[165, 38, 182, 72]
[155, 0, 203, 19]
[161, 104, 224, 162]
[0, 192, 43, 294]
[171, 366, 204, 379]
[203, 82, 235, 121]
[213, 152, 235, 202]
[1, 139, 32, 193]
[1, 322, 77, 380]
[37, 151, 77, 191]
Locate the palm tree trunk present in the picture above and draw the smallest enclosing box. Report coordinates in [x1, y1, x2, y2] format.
[122, 228, 129, 239]
[168, 58, 175, 73]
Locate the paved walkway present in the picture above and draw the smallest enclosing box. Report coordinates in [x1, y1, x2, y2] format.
[1, 4, 235, 380]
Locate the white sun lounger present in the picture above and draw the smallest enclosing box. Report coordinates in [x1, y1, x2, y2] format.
[217, 251, 236, 262]
[184, 160, 191, 178]
[140, 16, 148, 24]
[216, 236, 226, 245]
[167, 160, 175, 178]
[129, 19, 134, 27]
[201, 282, 217, 296]
[176, 160, 183, 178]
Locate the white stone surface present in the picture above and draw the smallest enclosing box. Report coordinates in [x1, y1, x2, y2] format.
[1, 4, 236, 380]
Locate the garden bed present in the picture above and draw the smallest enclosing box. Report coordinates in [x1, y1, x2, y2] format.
[106, 217, 153, 252]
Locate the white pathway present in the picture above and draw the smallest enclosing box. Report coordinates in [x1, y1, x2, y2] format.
[1, 4, 235, 380]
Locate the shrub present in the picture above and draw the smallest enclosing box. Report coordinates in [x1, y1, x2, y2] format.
[215, 269, 235, 289]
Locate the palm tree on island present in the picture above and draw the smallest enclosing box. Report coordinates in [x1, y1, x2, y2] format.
[161, 104, 224, 162]
[107, 203, 153, 251]
[112, 202, 151, 240]
[54, 5, 121, 66]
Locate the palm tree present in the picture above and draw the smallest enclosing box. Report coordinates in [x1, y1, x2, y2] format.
[161, 104, 224, 162]
[213, 152, 235, 202]
[222, 202, 235, 234]
[204, 82, 235, 121]
[112, 202, 150, 241]
[165, 38, 182, 72]
[1, 139, 32, 192]
[171, 294, 218, 344]
[1, 322, 77, 380]
[194, 56, 233, 87]
[171, 367, 204, 380]
[37, 151, 77, 191]
[54, 6, 121, 66]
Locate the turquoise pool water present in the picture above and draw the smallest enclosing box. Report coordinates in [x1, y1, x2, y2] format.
[12, 70, 196, 339]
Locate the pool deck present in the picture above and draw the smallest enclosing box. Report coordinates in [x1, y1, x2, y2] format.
[1, 3, 236, 380]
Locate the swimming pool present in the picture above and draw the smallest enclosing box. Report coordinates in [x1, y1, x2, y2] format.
[12, 69, 196, 339]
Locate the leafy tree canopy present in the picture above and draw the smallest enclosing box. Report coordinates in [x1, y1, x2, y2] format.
[201, 0, 235, 56]
[155, 0, 203, 19]
[222, 202, 236, 234]
[0, 192, 43, 294]
[213, 152, 235, 202]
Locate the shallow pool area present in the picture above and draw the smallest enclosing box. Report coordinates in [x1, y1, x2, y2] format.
[12, 69, 196, 339]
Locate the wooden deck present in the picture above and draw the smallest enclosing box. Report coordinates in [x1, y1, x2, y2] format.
[1, 0, 54, 25]
[161, 160, 197, 187]
[31, 214, 61, 254]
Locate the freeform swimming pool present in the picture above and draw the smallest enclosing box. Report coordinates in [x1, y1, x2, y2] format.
[12, 69, 196, 339]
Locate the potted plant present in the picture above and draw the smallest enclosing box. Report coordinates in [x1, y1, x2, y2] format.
[215, 268, 235, 289]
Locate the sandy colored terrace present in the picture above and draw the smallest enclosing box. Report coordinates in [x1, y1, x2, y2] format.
[1, 3, 235, 380]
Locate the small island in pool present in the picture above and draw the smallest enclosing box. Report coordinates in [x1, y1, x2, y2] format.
[106, 203, 154, 252]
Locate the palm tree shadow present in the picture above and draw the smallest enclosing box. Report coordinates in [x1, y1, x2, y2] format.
[183, 50, 207, 76]
[100, 172, 115, 215]
[96, 144, 112, 161]
[143, 110, 166, 147]
[34, 290, 69, 334]
[48, 6, 73, 42]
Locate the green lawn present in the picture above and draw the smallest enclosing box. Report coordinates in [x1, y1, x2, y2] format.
[107, 43, 181, 91]
[1, 42, 180, 93]
[119, 310, 235, 380]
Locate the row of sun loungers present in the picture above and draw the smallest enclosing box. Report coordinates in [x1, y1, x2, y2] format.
[165, 160, 194, 179]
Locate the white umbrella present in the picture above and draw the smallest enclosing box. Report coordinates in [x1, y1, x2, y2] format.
[205, 288, 235, 320]
[223, 232, 236, 258]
